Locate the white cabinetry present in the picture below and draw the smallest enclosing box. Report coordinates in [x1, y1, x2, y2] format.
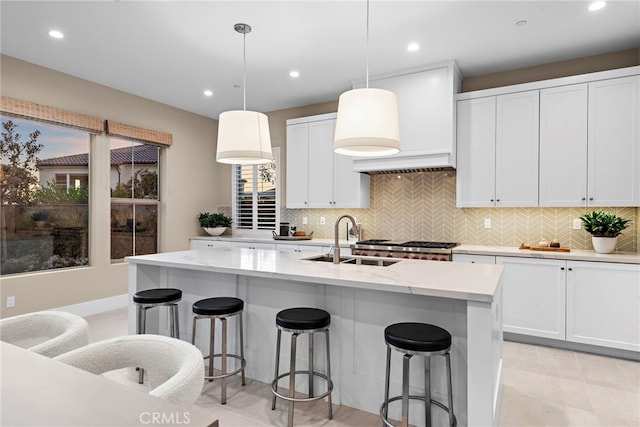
[286, 113, 370, 209]
[566, 261, 640, 352]
[587, 76, 640, 206]
[351, 62, 461, 172]
[457, 90, 539, 207]
[190, 239, 232, 249]
[540, 76, 640, 206]
[497, 257, 566, 340]
[452, 254, 496, 264]
[539, 84, 588, 206]
[275, 243, 329, 254]
[231, 242, 275, 250]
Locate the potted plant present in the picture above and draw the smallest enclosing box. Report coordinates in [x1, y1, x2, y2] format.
[31, 210, 49, 227]
[197, 212, 232, 236]
[579, 210, 631, 254]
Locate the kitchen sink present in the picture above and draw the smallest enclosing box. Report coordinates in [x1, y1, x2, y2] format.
[303, 254, 398, 267]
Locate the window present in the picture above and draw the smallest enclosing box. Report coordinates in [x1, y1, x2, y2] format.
[1, 116, 90, 274]
[232, 148, 280, 231]
[110, 139, 160, 261]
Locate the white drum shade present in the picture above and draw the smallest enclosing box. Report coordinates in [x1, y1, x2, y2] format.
[216, 110, 273, 164]
[334, 88, 400, 156]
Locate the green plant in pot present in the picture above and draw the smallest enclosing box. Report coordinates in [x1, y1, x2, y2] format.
[579, 210, 631, 254]
[197, 212, 232, 236]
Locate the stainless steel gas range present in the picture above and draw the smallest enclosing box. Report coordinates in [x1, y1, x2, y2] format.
[351, 239, 458, 261]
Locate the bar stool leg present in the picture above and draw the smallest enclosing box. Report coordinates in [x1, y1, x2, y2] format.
[208, 318, 215, 381]
[221, 317, 228, 404]
[239, 312, 246, 386]
[445, 352, 455, 427]
[308, 332, 314, 398]
[401, 354, 411, 427]
[191, 316, 198, 346]
[137, 305, 146, 384]
[271, 329, 282, 410]
[288, 333, 298, 427]
[425, 356, 432, 427]
[382, 345, 391, 425]
[325, 329, 333, 420]
[171, 304, 180, 339]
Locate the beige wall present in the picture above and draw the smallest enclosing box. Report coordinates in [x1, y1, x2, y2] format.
[0, 55, 219, 317]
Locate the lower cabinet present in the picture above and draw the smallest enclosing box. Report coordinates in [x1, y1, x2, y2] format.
[496, 256, 640, 352]
[275, 243, 329, 254]
[496, 257, 566, 340]
[566, 261, 640, 352]
[452, 254, 496, 264]
[230, 242, 275, 250]
[190, 239, 232, 249]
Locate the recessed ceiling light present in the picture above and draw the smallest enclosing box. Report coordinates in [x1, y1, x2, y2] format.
[515, 20, 528, 27]
[589, 1, 606, 11]
[407, 43, 420, 52]
[289, 70, 300, 78]
[203, 90, 213, 97]
[48, 30, 64, 39]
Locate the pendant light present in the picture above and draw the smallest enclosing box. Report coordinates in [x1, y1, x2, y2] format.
[334, 0, 400, 157]
[216, 23, 273, 165]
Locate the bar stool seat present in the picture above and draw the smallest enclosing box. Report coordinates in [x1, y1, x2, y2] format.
[191, 296, 246, 405]
[133, 288, 182, 384]
[271, 307, 333, 427]
[381, 322, 456, 427]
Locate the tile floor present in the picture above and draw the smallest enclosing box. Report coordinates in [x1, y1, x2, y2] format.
[85, 308, 639, 427]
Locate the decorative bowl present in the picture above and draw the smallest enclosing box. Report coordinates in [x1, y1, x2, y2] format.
[203, 227, 227, 236]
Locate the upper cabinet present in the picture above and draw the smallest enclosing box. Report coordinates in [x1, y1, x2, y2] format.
[350, 61, 462, 173]
[457, 67, 640, 208]
[456, 90, 539, 207]
[286, 113, 370, 209]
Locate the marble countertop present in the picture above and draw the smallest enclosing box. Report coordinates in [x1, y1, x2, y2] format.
[127, 248, 503, 303]
[453, 245, 640, 264]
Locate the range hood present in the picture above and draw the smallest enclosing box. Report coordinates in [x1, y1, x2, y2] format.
[352, 149, 456, 175]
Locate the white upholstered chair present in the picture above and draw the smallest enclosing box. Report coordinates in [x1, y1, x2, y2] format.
[54, 334, 205, 406]
[0, 310, 89, 358]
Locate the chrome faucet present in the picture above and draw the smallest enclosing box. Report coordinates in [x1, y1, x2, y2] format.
[334, 215, 358, 264]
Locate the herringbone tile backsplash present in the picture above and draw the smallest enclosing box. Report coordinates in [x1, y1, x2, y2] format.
[281, 171, 639, 252]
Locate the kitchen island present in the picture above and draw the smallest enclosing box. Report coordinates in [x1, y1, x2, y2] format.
[128, 248, 504, 426]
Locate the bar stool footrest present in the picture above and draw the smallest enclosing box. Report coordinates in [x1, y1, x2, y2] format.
[203, 354, 246, 380]
[379, 395, 457, 427]
[271, 370, 333, 403]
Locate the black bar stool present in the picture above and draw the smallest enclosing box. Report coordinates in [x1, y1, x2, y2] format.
[380, 322, 456, 427]
[132, 287, 182, 384]
[191, 297, 246, 404]
[271, 307, 333, 427]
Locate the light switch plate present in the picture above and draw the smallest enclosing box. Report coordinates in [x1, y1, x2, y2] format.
[572, 218, 582, 230]
[484, 218, 492, 229]
[302, 216, 308, 225]
[6, 296, 15, 308]
[320, 217, 325, 225]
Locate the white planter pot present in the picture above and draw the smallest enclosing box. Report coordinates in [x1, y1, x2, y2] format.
[591, 236, 617, 254]
[203, 227, 227, 236]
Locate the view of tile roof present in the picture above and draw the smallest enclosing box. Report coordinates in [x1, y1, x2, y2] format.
[37, 145, 158, 167]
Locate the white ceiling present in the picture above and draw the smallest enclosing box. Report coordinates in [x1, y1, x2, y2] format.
[1, 1, 639, 119]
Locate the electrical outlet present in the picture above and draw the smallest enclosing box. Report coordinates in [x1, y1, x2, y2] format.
[320, 216, 325, 225]
[572, 218, 582, 230]
[484, 218, 492, 229]
[302, 216, 308, 225]
[6, 296, 15, 308]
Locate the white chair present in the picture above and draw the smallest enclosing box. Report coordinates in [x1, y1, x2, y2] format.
[54, 334, 205, 406]
[0, 310, 89, 358]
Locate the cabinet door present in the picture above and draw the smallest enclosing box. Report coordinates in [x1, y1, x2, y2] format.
[231, 242, 275, 250]
[286, 123, 310, 208]
[588, 76, 640, 206]
[497, 257, 566, 339]
[495, 91, 539, 207]
[307, 120, 335, 208]
[456, 97, 496, 207]
[190, 239, 232, 249]
[566, 261, 640, 352]
[539, 84, 588, 206]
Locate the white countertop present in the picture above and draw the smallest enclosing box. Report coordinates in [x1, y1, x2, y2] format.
[454, 245, 640, 264]
[128, 248, 503, 303]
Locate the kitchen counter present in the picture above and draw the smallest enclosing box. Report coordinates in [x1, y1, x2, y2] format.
[127, 248, 504, 426]
[454, 245, 640, 264]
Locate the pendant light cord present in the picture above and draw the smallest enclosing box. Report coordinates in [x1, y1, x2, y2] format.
[243, 31, 247, 111]
[366, 0, 370, 89]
